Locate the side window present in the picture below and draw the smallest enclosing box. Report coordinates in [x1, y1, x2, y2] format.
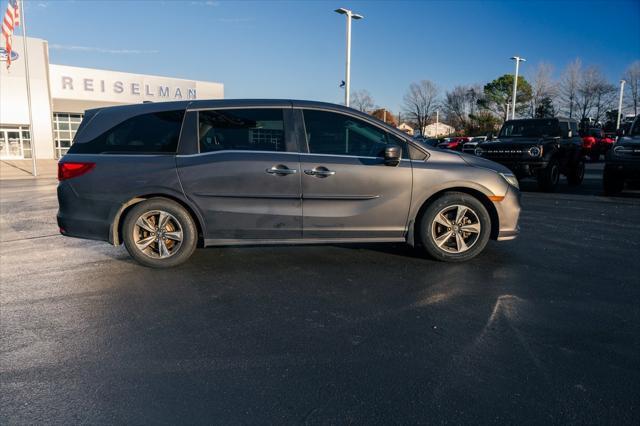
[199, 109, 285, 153]
[68, 110, 184, 154]
[570, 121, 578, 135]
[559, 121, 570, 137]
[303, 109, 400, 157]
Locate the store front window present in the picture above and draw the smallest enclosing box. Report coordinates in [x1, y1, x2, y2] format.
[53, 113, 83, 159]
[0, 127, 31, 159]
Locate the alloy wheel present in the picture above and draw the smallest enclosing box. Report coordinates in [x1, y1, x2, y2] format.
[431, 204, 482, 254]
[133, 210, 184, 259]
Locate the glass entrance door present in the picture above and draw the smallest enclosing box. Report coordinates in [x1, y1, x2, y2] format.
[0, 128, 30, 159]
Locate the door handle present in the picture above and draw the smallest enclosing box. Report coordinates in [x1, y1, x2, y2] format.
[266, 165, 298, 176]
[304, 167, 336, 178]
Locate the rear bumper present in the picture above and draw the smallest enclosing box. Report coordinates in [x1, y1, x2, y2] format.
[57, 183, 112, 243]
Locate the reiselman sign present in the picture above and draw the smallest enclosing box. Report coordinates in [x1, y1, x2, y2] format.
[48, 64, 223, 104]
[59, 75, 197, 99]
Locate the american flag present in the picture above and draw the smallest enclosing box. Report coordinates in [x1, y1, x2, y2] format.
[2, 0, 20, 69]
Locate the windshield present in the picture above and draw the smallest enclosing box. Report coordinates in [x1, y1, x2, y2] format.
[414, 138, 439, 147]
[631, 119, 640, 136]
[499, 119, 561, 138]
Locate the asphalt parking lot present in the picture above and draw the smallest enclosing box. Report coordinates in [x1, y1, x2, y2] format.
[1, 162, 639, 424]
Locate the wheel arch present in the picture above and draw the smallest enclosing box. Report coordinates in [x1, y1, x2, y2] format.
[410, 187, 500, 245]
[110, 194, 205, 247]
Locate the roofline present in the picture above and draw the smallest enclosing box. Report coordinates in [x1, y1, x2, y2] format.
[82, 99, 417, 142]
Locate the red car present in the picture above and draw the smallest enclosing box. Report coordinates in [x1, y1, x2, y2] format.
[437, 137, 469, 151]
[582, 128, 614, 161]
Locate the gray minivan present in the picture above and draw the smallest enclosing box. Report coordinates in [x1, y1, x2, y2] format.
[57, 100, 521, 267]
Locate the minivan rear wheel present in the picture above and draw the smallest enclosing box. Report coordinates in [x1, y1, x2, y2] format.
[122, 198, 197, 268]
[418, 192, 491, 262]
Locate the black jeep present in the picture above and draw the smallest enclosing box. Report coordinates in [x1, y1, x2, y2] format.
[474, 118, 585, 191]
[603, 117, 640, 195]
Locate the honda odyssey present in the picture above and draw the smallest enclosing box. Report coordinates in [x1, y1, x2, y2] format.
[57, 100, 521, 267]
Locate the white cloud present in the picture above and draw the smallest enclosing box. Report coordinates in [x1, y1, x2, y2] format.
[49, 44, 159, 55]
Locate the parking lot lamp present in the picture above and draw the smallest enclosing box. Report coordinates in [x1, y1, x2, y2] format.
[335, 7, 363, 107]
[510, 56, 526, 119]
[616, 79, 626, 130]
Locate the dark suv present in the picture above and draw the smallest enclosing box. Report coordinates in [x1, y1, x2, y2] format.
[603, 117, 640, 194]
[57, 100, 521, 267]
[474, 118, 585, 191]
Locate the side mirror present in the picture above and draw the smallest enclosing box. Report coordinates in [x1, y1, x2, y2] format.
[384, 145, 402, 166]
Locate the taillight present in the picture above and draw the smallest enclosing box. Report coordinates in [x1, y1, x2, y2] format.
[58, 162, 95, 181]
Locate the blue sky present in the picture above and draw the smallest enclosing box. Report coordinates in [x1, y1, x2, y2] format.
[23, 0, 640, 112]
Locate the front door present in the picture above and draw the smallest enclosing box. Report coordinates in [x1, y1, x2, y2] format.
[298, 109, 413, 240]
[177, 107, 302, 242]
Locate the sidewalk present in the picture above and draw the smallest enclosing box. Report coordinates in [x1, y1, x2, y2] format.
[0, 159, 58, 180]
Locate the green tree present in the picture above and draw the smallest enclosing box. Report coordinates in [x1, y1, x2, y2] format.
[479, 74, 532, 120]
[535, 97, 556, 118]
[469, 111, 502, 135]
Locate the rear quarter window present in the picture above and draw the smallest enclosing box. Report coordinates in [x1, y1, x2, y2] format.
[68, 110, 185, 154]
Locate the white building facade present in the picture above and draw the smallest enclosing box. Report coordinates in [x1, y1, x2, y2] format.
[421, 122, 455, 138]
[0, 37, 224, 159]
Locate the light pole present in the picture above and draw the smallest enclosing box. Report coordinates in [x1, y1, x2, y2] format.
[616, 79, 626, 130]
[510, 56, 526, 119]
[335, 7, 363, 107]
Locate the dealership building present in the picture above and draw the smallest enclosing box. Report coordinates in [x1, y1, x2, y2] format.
[0, 37, 224, 160]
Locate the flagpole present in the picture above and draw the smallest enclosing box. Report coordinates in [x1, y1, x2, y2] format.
[19, 0, 37, 176]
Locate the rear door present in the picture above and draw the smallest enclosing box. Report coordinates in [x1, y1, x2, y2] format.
[176, 106, 302, 241]
[297, 108, 413, 240]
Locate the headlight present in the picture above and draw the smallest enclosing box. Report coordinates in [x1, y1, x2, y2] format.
[474, 147, 484, 156]
[499, 172, 519, 189]
[527, 146, 543, 157]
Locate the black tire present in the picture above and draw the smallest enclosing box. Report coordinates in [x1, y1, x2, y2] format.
[418, 192, 491, 262]
[537, 158, 560, 192]
[603, 167, 624, 195]
[567, 159, 585, 186]
[122, 198, 197, 268]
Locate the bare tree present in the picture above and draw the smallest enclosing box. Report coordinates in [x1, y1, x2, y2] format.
[592, 81, 616, 124]
[402, 80, 439, 135]
[559, 58, 582, 118]
[575, 66, 610, 122]
[624, 60, 640, 116]
[443, 85, 469, 129]
[529, 62, 557, 117]
[350, 90, 375, 112]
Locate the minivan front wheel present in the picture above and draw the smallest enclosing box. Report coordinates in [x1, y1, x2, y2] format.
[122, 198, 197, 268]
[418, 192, 491, 262]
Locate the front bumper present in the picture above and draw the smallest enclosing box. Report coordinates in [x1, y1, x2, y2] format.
[605, 159, 640, 179]
[493, 184, 521, 241]
[482, 158, 549, 178]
